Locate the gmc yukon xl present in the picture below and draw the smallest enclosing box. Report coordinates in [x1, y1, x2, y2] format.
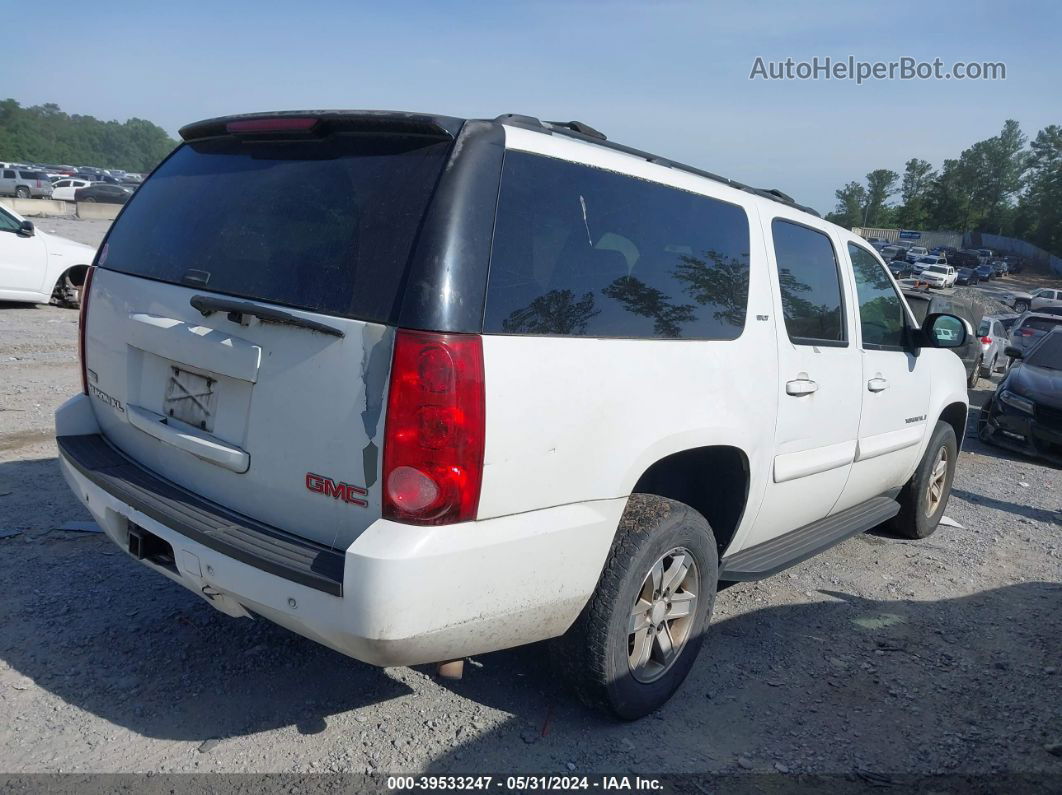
[56, 110, 971, 719]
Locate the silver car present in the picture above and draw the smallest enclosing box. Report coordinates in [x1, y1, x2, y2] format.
[977, 316, 1011, 376]
[1007, 312, 1062, 367]
[0, 167, 55, 198]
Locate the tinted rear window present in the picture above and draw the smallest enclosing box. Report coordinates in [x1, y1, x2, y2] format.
[483, 152, 751, 339]
[1023, 317, 1062, 333]
[101, 134, 451, 321]
[771, 219, 846, 345]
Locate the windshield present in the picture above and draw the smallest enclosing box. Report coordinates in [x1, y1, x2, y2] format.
[1026, 332, 1062, 369]
[926, 265, 946, 273]
[100, 134, 451, 321]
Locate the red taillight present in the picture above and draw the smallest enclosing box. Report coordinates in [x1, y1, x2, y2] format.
[1016, 329, 1034, 337]
[382, 330, 485, 526]
[226, 117, 318, 133]
[980, 336, 993, 345]
[78, 266, 95, 395]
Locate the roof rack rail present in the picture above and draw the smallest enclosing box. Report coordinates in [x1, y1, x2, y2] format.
[493, 114, 820, 217]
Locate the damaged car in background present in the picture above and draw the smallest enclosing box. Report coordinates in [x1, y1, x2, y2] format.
[978, 328, 1062, 464]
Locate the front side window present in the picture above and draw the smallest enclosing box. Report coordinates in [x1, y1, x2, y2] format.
[771, 219, 845, 345]
[849, 243, 907, 349]
[484, 152, 752, 339]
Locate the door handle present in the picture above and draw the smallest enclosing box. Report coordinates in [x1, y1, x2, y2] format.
[785, 378, 818, 396]
[868, 377, 889, 392]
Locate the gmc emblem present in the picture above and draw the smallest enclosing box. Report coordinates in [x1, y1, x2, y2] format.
[305, 472, 368, 507]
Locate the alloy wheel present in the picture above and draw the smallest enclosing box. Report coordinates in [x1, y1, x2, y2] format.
[627, 547, 699, 683]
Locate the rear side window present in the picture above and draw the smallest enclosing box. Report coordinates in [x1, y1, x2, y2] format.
[849, 243, 906, 349]
[484, 152, 751, 339]
[101, 135, 451, 322]
[771, 219, 845, 345]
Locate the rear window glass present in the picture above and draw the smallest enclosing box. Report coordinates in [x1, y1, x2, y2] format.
[1023, 317, 1062, 333]
[101, 134, 451, 321]
[483, 152, 751, 339]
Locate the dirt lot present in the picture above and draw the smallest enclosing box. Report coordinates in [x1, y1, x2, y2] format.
[0, 219, 1060, 778]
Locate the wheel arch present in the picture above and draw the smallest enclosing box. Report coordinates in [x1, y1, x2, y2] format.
[51, 264, 90, 307]
[630, 445, 750, 559]
[937, 401, 969, 447]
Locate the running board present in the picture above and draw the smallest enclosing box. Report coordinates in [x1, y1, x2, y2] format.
[719, 496, 899, 581]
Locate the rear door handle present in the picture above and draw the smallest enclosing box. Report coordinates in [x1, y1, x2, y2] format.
[785, 378, 818, 396]
[868, 377, 889, 392]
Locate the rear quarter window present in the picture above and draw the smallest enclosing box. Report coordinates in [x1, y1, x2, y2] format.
[483, 152, 751, 339]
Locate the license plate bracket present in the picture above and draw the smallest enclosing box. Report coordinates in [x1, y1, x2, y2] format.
[163, 366, 218, 432]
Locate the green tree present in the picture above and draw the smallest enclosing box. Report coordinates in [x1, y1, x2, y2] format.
[827, 181, 868, 229]
[0, 98, 176, 172]
[895, 158, 936, 229]
[863, 169, 899, 228]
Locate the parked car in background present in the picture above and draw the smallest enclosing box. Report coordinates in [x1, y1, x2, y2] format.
[991, 260, 1008, 277]
[1007, 287, 1062, 314]
[50, 178, 94, 202]
[955, 267, 978, 285]
[978, 328, 1062, 464]
[53, 108, 974, 720]
[0, 168, 55, 199]
[1005, 255, 1024, 273]
[974, 264, 995, 281]
[948, 250, 981, 268]
[910, 255, 946, 275]
[920, 264, 957, 288]
[881, 245, 909, 262]
[887, 259, 912, 278]
[73, 183, 133, 204]
[977, 316, 1010, 376]
[865, 237, 889, 250]
[1007, 312, 1062, 364]
[906, 246, 930, 262]
[0, 203, 94, 306]
[904, 289, 984, 386]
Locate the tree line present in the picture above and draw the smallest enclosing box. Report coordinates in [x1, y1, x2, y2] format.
[0, 99, 177, 173]
[825, 119, 1062, 258]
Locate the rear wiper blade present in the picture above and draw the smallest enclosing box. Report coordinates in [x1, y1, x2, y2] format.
[189, 295, 344, 338]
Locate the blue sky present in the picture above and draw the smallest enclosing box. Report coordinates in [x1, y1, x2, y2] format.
[4, 0, 1058, 212]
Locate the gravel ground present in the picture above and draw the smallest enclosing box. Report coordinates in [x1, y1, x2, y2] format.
[0, 219, 1060, 778]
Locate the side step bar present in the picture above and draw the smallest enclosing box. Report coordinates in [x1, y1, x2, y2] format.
[719, 496, 900, 581]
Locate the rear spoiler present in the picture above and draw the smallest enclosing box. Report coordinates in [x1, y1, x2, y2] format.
[179, 110, 464, 141]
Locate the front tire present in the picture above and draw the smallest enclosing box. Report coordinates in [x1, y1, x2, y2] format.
[1014, 300, 1030, 313]
[14, 186, 30, 199]
[887, 421, 958, 540]
[551, 495, 718, 720]
[967, 358, 981, 388]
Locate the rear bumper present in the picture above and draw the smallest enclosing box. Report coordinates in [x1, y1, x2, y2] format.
[55, 394, 623, 666]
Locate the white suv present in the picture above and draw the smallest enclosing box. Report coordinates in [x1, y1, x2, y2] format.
[56, 111, 971, 719]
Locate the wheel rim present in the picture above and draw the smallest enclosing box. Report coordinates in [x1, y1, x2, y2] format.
[627, 547, 699, 683]
[925, 445, 949, 517]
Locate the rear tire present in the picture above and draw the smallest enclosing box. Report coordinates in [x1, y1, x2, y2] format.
[887, 421, 958, 540]
[550, 495, 717, 720]
[967, 358, 981, 388]
[14, 186, 30, 199]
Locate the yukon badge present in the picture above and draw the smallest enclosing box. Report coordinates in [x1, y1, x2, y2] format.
[305, 472, 368, 507]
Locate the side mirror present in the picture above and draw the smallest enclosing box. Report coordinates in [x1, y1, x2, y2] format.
[922, 312, 970, 349]
[17, 220, 34, 237]
[1004, 346, 1023, 360]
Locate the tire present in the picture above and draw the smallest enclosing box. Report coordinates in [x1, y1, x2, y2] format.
[980, 355, 996, 378]
[550, 495, 718, 720]
[977, 402, 993, 443]
[50, 270, 82, 309]
[1014, 300, 1029, 313]
[84, 197, 96, 203]
[887, 421, 958, 540]
[14, 186, 30, 199]
[991, 354, 1001, 374]
[967, 358, 981, 388]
